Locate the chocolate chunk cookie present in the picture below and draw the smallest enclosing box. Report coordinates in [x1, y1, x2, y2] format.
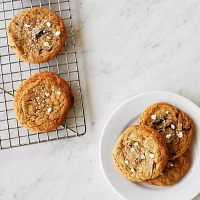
[138, 102, 193, 160]
[7, 7, 67, 63]
[145, 151, 190, 186]
[14, 72, 74, 133]
[112, 125, 168, 182]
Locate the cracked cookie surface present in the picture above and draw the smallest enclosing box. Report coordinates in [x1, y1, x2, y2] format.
[14, 71, 74, 133]
[7, 7, 67, 63]
[145, 151, 190, 186]
[138, 102, 194, 160]
[112, 125, 168, 182]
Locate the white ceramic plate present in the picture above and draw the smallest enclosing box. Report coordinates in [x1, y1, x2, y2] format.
[99, 91, 200, 200]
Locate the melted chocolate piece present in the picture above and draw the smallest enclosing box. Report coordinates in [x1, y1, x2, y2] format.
[127, 143, 132, 147]
[183, 126, 191, 131]
[151, 161, 156, 173]
[156, 119, 166, 126]
[36, 29, 50, 41]
[39, 49, 43, 54]
[48, 47, 53, 52]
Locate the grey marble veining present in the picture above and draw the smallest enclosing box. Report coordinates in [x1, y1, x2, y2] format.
[0, 0, 200, 199]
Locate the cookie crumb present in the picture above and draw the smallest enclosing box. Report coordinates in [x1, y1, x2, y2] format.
[177, 132, 183, 138]
[149, 154, 155, 159]
[171, 124, 175, 129]
[132, 162, 135, 165]
[131, 168, 135, 173]
[166, 134, 171, 139]
[151, 114, 156, 120]
[125, 160, 129, 165]
[166, 111, 169, 114]
[141, 154, 145, 159]
[55, 31, 61, 36]
[44, 42, 49, 46]
[47, 108, 52, 113]
[160, 172, 163, 175]
[45, 92, 50, 97]
[134, 142, 138, 146]
[57, 91, 61, 95]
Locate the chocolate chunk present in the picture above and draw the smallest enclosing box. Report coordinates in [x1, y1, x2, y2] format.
[39, 49, 43, 54]
[35, 29, 50, 41]
[127, 141, 132, 147]
[165, 125, 173, 129]
[183, 126, 191, 131]
[48, 47, 53, 52]
[156, 119, 166, 126]
[151, 162, 156, 173]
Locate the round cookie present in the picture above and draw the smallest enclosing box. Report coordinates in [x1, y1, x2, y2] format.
[7, 7, 67, 63]
[138, 102, 193, 160]
[112, 125, 169, 182]
[14, 71, 74, 133]
[145, 151, 190, 186]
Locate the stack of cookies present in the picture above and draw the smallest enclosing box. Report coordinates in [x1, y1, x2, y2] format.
[112, 102, 193, 186]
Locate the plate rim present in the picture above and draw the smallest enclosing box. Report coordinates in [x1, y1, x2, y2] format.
[99, 91, 200, 200]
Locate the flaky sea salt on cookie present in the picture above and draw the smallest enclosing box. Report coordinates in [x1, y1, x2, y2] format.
[7, 7, 67, 63]
[112, 125, 169, 182]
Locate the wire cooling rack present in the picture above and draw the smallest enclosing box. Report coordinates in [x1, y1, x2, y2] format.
[0, 0, 86, 150]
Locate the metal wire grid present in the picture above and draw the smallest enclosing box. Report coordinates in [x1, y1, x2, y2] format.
[0, 0, 86, 149]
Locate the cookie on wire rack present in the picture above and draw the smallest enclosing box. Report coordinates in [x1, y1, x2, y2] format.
[7, 7, 67, 63]
[14, 71, 74, 133]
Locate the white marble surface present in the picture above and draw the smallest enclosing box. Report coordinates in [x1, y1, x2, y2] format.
[1, 0, 200, 199]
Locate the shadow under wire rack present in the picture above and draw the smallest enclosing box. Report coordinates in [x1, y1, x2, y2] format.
[0, 0, 86, 150]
